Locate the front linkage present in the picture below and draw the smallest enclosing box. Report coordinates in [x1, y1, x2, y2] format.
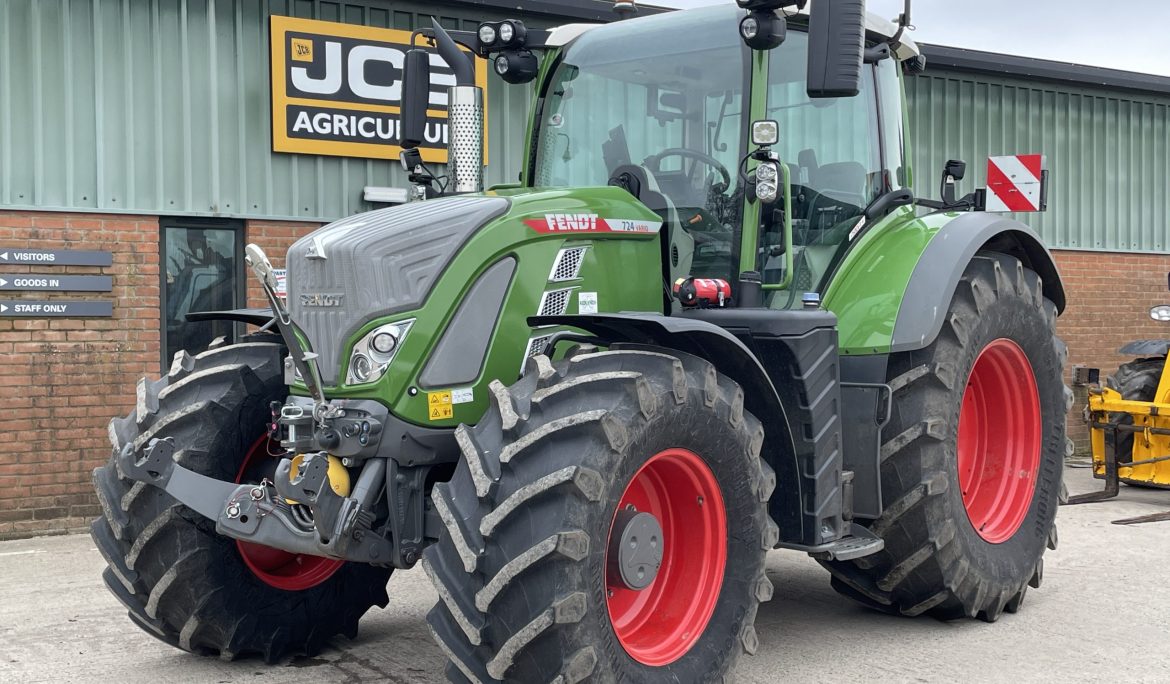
[117, 244, 437, 569]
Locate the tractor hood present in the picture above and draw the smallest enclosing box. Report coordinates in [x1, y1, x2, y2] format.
[286, 196, 510, 384]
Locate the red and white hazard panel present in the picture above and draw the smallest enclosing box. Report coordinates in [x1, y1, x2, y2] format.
[986, 154, 1047, 212]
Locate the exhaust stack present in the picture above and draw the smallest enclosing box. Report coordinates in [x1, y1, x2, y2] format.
[447, 85, 484, 193]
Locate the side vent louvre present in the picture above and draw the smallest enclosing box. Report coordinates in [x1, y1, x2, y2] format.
[549, 246, 588, 282]
[538, 288, 575, 317]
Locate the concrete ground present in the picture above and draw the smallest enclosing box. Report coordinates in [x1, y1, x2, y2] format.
[2, 466, 1168, 683]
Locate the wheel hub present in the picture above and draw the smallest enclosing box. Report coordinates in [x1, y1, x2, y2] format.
[957, 338, 1042, 543]
[604, 448, 727, 667]
[607, 509, 664, 590]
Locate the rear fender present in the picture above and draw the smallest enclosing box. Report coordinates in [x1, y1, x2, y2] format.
[826, 209, 1065, 355]
[533, 312, 814, 546]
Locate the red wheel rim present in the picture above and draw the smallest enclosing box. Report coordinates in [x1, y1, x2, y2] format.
[957, 339, 1042, 543]
[234, 436, 344, 590]
[605, 448, 727, 666]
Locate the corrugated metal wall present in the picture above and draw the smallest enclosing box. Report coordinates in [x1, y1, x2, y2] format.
[0, 0, 543, 222]
[905, 70, 1170, 253]
[1, 1, 1167, 253]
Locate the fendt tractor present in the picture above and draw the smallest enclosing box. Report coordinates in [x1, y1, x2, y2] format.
[93, 1, 1072, 681]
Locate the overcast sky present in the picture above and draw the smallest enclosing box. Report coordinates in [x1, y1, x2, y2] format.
[650, 0, 1170, 77]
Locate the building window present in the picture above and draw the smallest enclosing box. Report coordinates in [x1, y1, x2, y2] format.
[160, 218, 244, 368]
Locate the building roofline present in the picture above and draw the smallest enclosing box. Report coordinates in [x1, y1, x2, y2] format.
[919, 43, 1170, 98]
[453, 0, 668, 23]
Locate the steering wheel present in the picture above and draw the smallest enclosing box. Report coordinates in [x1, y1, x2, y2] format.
[644, 148, 732, 193]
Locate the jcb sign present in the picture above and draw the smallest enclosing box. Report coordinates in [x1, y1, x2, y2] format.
[269, 16, 488, 163]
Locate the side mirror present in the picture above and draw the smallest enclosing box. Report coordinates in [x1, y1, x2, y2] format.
[941, 159, 965, 204]
[400, 49, 430, 150]
[806, 0, 865, 98]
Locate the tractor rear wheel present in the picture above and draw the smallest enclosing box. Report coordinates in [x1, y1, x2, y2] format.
[91, 341, 392, 661]
[422, 347, 776, 682]
[824, 253, 1068, 622]
[1105, 357, 1166, 468]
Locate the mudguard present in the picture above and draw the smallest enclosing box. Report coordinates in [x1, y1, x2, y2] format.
[186, 308, 275, 327]
[891, 213, 1065, 353]
[826, 208, 1065, 355]
[533, 312, 833, 549]
[1118, 339, 1170, 357]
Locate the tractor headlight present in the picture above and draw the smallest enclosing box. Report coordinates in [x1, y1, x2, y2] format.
[347, 319, 414, 385]
[755, 161, 780, 202]
[1151, 305, 1170, 321]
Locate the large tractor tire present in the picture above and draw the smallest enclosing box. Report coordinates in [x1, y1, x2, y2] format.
[1105, 358, 1166, 474]
[422, 347, 777, 683]
[91, 341, 392, 661]
[824, 253, 1068, 622]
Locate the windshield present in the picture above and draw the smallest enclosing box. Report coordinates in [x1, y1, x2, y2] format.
[533, 6, 749, 283]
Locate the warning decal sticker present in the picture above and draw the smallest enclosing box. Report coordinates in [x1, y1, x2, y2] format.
[427, 390, 453, 421]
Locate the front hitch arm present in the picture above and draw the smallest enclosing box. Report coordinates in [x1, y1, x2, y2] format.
[119, 437, 394, 564]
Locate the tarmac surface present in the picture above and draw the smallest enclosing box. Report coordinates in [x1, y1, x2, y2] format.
[2, 466, 1168, 683]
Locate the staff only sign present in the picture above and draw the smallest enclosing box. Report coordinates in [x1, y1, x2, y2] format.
[270, 16, 489, 163]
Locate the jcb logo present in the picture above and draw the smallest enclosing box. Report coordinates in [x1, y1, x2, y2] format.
[270, 16, 488, 163]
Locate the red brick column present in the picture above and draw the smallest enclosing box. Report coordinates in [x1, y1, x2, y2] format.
[0, 211, 159, 539]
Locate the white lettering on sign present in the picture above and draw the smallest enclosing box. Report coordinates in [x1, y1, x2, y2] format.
[46, 304, 67, 313]
[13, 279, 59, 288]
[271, 16, 486, 163]
[16, 304, 41, 313]
[13, 252, 54, 262]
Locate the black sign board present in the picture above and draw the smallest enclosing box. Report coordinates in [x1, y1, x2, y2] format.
[0, 301, 114, 317]
[0, 249, 113, 266]
[0, 274, 113, 292]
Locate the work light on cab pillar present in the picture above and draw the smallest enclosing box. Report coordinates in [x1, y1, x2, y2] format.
[93, 2, 1072, 681]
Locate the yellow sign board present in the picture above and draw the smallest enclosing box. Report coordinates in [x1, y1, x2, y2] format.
[269, 16, 489, 163]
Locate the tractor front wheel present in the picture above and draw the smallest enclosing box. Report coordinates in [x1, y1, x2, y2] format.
[91, 341, 392, 661]
[824, 253, 1068, 622]
[422, 347, 776, 682]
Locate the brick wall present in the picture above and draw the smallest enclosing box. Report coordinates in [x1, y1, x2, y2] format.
[244, 220, 320, 309]
[0, 211, 159, 540]
[1051, 250, 1170, 453]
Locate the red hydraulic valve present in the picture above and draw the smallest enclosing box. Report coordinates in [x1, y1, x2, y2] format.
[673, 277, 731, 308]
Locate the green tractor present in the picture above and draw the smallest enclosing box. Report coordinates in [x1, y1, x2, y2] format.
[93, 1, 1071, 680]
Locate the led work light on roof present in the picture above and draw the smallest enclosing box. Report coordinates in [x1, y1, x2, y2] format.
[494, 49, 539, 84]
[477, 23, 497, 46]
[739, 9, 787, 50]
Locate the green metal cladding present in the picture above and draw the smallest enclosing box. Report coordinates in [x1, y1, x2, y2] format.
[1, 0, 1168, 254]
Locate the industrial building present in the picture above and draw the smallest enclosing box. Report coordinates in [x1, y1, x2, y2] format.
[0, 0, 1167, 536]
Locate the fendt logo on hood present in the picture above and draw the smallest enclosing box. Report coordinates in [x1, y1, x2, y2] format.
[300, 293, 345, 307]
[523, 214, 663, 234]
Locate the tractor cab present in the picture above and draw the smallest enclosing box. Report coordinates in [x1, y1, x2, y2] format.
[527, 3, 914, 309]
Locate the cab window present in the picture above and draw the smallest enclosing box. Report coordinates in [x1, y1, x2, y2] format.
[763, 31, 882, 300]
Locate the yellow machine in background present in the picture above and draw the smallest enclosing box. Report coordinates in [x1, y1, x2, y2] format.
[1069, 295, 1170, 522]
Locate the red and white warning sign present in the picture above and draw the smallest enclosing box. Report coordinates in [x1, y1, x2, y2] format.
[986, 154, 1046, 212]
